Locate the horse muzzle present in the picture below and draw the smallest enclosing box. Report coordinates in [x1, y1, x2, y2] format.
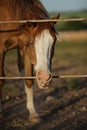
[36, 71, 52, 89]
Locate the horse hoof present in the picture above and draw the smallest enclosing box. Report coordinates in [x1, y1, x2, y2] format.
[29, 116, 42, 124]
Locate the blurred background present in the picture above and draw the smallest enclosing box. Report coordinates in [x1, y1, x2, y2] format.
[41, 0, 87, 12]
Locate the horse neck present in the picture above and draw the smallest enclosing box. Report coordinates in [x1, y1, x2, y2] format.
[0, 0, 21, 30]
[0, 2, 9, 20]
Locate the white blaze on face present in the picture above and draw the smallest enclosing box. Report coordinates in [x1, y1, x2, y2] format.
[34, 29, 54, 72]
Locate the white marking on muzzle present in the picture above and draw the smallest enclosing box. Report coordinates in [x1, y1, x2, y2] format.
[34, 29, 54, 72]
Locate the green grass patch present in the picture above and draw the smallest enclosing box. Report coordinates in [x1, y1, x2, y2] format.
[56, 21, 87, 31]
[53, 40, 87, 66]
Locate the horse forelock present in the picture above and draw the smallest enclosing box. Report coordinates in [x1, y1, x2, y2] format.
[35, 23, 57, 41]
[0, 0, 51, 33]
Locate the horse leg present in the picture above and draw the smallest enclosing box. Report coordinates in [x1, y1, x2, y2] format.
[24, 55, 41, 123]
[25, 85, 41, 123]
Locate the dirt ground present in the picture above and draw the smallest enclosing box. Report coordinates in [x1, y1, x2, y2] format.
[0, 75, 87, 130]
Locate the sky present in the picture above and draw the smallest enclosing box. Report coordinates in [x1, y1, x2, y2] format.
[41, 0, 87, 12]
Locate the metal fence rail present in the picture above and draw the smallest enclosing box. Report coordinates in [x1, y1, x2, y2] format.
[0, 75, 87, 80]
[0, 18, 87, 24]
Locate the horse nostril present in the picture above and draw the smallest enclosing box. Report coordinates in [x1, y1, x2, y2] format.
[38, 77, 41, 81]
[36, 71, 41, 81]
[47, 73, 52, 82]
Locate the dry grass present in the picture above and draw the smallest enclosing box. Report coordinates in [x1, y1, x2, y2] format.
[58, 31, 87, 41]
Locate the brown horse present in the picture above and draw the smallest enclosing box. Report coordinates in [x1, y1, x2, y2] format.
[0, 0, 59, 123]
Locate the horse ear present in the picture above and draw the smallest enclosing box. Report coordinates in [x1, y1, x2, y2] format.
[50, 13, 60, 25]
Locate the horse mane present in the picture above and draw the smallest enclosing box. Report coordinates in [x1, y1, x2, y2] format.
[0, 0, 53, 33]
[9, 0, 49, 20]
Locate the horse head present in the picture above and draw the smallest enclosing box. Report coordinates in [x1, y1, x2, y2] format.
[20, 14, 59, 89]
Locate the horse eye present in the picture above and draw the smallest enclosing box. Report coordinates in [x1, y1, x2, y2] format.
[29, 40, 33, 44]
